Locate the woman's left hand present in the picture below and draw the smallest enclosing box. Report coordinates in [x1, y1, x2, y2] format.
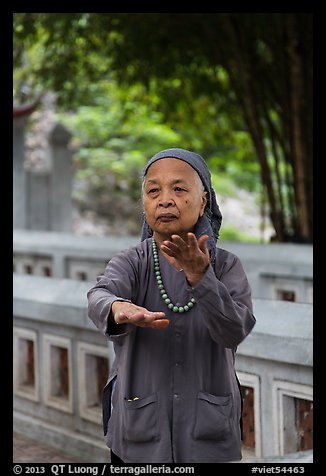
[160, 233, 210, 287]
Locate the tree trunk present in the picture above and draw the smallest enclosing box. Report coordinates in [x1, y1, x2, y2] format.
[287, 16, 311, 240]
[222, 15, 284, 241]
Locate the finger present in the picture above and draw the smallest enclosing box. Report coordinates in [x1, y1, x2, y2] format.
[150, 319, 170, 329]
[130, 311, 166, 324]
[143, 312, 166, 321]
[116, 310, 158, 324]
[171, 235, 188, 250]
[138, 318, 170, 329]
[186, 232, 199, 250]
[197, 234, 209, 254]
[161, 241, 179, 257]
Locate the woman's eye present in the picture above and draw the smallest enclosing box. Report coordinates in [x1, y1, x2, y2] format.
[174, 187, 185, 192]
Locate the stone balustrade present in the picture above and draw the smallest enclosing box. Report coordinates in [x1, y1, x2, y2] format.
[13, 273, 313, 463]
[13, 230, 313, 303]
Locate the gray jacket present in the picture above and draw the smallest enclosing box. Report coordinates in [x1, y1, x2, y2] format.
[87, 238, 256, 463]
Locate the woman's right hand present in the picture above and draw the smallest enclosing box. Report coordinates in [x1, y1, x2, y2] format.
[111, 301, 169, 329]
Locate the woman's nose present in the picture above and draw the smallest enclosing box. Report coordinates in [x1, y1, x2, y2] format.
[158, 192, 175, 208]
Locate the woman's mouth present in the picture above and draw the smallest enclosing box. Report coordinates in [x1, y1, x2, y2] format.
[157, 214, 178, 222]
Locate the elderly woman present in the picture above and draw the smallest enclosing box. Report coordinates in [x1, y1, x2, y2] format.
[87, 148, 256, 463]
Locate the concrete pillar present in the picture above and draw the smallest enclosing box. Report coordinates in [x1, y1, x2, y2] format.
[48, 124, 73, 232]
[13, 116, 28, 229]
[27, 170, 51, 230]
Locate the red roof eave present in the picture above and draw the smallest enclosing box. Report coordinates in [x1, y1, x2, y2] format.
[13, 102, 38, 118]
[13, 94, 42, 118]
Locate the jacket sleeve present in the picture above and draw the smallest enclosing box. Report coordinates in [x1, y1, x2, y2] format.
[192, 252, 256, 348]
[87, 250, 139, 339]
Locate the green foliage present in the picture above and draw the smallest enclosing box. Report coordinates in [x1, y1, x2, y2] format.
[219, 225, 260, 243]
[14, 13, 312, 241]
[56, 77, 260, 221]
[57, 81, 182, 215]
[14, 12, 261, 198]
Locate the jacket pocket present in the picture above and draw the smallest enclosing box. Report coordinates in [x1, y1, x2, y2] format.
[123, 393, 159, 443]
[193, 391, 233, 441]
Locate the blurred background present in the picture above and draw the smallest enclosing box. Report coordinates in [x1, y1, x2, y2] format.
[13, 13, 313, 464]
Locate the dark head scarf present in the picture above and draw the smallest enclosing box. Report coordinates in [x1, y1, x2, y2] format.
[141, 148, 222, 265]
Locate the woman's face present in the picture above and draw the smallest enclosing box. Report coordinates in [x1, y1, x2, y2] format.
[143, 158, 207, 242]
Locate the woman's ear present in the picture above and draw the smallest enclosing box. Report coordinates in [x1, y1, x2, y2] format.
[199, 192, 208, 217]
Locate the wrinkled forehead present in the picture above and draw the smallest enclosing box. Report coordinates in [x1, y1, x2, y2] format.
[144, 157, 204, 186]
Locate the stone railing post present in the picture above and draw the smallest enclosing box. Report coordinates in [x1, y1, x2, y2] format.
[13, 116, 28, 229]
[26, 170, 51, 230]
[48, 123, 73, 232]
[13, 99, 40, 229]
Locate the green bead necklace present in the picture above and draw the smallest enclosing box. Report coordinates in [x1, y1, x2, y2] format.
[152, 237, 196, 313]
